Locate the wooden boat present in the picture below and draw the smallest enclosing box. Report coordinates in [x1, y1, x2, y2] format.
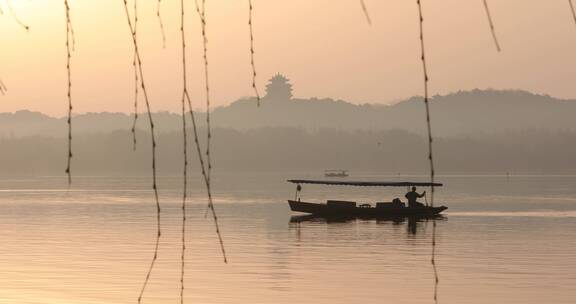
[288, 200, 447, 217]
[324, 169, 349, 177]
[287, 179, 447, 218]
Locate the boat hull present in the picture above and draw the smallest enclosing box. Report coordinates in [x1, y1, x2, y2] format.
[288, 200, 447, 218]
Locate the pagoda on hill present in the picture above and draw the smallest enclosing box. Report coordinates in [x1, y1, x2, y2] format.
[265, 73, 293, 101]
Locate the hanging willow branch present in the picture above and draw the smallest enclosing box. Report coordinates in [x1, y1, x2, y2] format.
[416, 2, 439, 303]
[248, 0, 261, 105]
[178, 0, 189, 301]
[194, 2, 211, 184]
[195, 0, 212, 183]
[7, 0, 29, 31]
[179, 110, 188, 304]
[121, 1, 162, 302]
[193, 0, 228, 264]
[482, 0, 501, 52]
[416, 0, 435, 206]
[569, 0, 576, 28]
[157, 0, 166, 48]
[64, 0, 74, 185]
[432, 220, 439, 303]
[360, 0, 372, 26]
[131, 0, 139, 150]
[185, 91, 228, 264]
[0, 79, 7, 95]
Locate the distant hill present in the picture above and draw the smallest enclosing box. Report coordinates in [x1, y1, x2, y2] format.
[0, 110, 185, 139]
[214, 89, 576, 136]
[1, 88, 575, 138]
[3, 76, 575, 175]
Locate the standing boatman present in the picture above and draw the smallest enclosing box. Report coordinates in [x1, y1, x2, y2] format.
[405, 186, 426, 208]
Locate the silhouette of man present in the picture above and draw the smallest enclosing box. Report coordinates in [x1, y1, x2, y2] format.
[405, 186, 426, 208]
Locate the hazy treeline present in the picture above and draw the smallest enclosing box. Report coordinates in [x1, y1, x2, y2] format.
[2, 89, 576, 139]
[1, 127, 575, 175]
[3, 88, 575, 175]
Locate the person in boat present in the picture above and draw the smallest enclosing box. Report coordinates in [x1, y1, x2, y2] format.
[405, 186, 426, 208]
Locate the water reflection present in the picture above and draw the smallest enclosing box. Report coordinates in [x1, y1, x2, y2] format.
[290, 214, 446, 235]
[3, 175, 576, 303]
[432, 219, 439, 304]
[289, 214, 446, 303]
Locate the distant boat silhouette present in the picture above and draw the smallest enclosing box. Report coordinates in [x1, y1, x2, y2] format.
[287, 179, 447, 218]
[324, 169, 349, 177]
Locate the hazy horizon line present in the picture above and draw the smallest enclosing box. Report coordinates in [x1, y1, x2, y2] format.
[2, 87, 574, 119]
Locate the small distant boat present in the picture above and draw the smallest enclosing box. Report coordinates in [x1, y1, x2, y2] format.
[287, 179, 447, 218]
[324, 169, 349, 177]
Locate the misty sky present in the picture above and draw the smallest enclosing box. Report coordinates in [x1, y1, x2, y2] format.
[2, 0, 576, 116]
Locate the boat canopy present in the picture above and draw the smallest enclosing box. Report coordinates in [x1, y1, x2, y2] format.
[287, 179, 443, 187]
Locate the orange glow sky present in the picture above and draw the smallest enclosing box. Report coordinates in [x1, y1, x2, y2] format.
[2, 0, 576, 116]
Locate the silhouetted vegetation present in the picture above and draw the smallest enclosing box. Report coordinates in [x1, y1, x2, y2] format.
[360, 0, 372, 25]
[248, 0, 261, 105]
[2, 127, 576, 175]
[415, 0, 436, 206]
[64, 0, 74, 185]
[6, 0, 29, 31]
[2, 89, 575, 138]
[482, 0, 501, 52]
[0, 79, 6, 95]
[157, 0, 166, 48]
[178, 1, 190, 302]
[570, 0, 576, 28]
[193, 0, 228, 264]
[120, 2, 162, 302]
[131, 0, 140, 151]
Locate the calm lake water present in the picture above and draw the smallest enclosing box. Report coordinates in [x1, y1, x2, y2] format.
[1, 173, 575, 304]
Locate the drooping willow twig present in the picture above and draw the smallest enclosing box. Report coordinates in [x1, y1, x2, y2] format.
[432, 219, 439, 304]
[194, 2, 211, 195]
[194, 0, 228, 264]
[416, 0, 435, 207]
[196, 1, 212, 220]
[120, 1, 162, 302]
[0, 79, 7, 95]
[482, 0, 501, 52]
[360, 0, 372, 26]
[248, 0, 261, 105]
[178, 0, 190, 301]
[185, 92, 228, 264]
[416, 2, 439, 302]
[157, 0, 166, 48]
[7, 0, 29, 31]
[195, 0, 212, 183]
[131, 0, 139, 150]
[180, 111, 188, 304]
[569, 0, 576, 28]
[64, 0, 74, 185]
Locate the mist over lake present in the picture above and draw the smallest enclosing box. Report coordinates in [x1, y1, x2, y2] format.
[1, 173, 575, 303]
